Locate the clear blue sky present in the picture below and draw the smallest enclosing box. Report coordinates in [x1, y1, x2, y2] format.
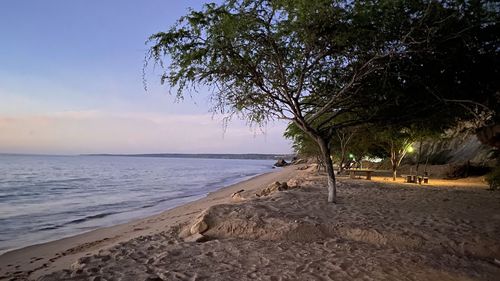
[0, 0, 291, 154]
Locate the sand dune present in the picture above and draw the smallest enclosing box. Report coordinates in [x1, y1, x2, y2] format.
[31, 167, 500, 281]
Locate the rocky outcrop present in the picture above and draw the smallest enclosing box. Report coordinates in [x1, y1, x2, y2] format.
[274, 159, 288, 167]
[403, 131, 495, 166]
[476, 124, 500, 148]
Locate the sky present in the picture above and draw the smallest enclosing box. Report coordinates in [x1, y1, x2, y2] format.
[0, 0, 291, 155]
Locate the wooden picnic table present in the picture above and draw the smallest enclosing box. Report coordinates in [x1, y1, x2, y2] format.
[346, 169, 374, 180]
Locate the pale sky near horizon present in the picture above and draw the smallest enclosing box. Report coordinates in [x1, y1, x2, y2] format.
[0, 0, 292, 155]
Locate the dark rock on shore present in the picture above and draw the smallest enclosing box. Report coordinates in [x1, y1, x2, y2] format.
[274, 159, 288, 167]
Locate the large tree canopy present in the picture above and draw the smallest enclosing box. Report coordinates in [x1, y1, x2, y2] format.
[146, 0, 499, 203]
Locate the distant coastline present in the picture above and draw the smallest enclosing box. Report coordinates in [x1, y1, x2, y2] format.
[0, 153, 294, 160]
[81, 153, 294, 160]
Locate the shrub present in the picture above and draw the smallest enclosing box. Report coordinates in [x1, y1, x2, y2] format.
[485, 166, 500, 190]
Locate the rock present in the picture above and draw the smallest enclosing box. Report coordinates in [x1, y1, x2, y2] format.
[258, 181, 289, 197]
[70, 261, 84, 271]
[278, 182, 288, 191]
[231, 189, 245, 201]
[287, 178, 302, 188]
[476, 124, 500, 148]
[274, 159, 288, 167]
[184, 233, 206, 243]
[190, 218, 208, 235]
[178, 227, 192, 238]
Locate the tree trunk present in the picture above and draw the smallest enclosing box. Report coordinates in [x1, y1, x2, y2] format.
[391, 143, 397, 181]
[338, 155, 345, 174]
[416, 140, 423, 176]
[424, 154, 429, 174]
[318, 137, 337, 203]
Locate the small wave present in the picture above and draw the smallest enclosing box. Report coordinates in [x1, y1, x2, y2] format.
[43, 178, 92, 184]
[205, 172, 260, 189]
[39, 226, 59, 231]
[140, 194, 198, 209]
[0, 194, 15, 200]
[140, 204, 155, 209]
[65, 212, 118, 225]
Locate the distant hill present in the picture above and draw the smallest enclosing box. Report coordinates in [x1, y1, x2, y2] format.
[81, 153, 294, 161]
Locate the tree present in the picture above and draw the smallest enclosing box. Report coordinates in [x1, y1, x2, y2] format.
[146, 0, 500, 203]
[342, 126, 388, 169]
[377, 128, 416, 181]
[283, 123, 324, 167]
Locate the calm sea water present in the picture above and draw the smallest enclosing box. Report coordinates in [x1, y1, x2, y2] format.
[0, 155, 275, 254]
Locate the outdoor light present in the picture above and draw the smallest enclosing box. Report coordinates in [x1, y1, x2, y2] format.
[407, 146, 414, 153]
[349, 153, 354, 159]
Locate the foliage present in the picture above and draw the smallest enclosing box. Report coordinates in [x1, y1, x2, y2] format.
[283, 123, 321, 159]
[285, 122, 386, 169]
[146, 0, 500, 202]
[485, 166, 500, 190]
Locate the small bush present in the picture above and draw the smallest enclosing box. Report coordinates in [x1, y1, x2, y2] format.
[485, 166, 500, 190]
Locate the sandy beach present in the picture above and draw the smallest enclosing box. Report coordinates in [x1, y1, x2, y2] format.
[0, 166, 297, 280]
[2, 165, 500, 280]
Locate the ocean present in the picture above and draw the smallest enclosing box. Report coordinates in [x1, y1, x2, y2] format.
[0, 155, 275, 254]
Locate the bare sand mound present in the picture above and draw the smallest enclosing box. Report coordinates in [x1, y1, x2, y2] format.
[39, 171, 500, 281]
[183, 179, 500, 259]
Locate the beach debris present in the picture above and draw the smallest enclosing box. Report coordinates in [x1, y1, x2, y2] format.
[291, 158, 308, 165]
[257, 181, 289, 197]
[231, 189, 245, 201]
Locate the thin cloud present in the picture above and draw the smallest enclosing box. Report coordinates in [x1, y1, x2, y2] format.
[0, 111, 291, 155]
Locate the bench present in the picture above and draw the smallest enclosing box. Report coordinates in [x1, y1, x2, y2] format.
[346, 169, 374, 180]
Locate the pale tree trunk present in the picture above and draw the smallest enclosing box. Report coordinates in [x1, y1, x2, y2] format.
[338, 153, 346, 174]
[415, 139, 423, 176]
[391, 142, 398, 181]
[390, 139, 411, 181]
[292, 119, 336, 203]
[391, 162, 398, 181]
[337, 130, 354, 174]
[318, 137, 337, 203]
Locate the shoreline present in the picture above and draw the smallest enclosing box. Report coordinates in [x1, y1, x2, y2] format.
[0, 166, 298, 280]
[0, 168, 267, 256]
[37, 168, 500, 281]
